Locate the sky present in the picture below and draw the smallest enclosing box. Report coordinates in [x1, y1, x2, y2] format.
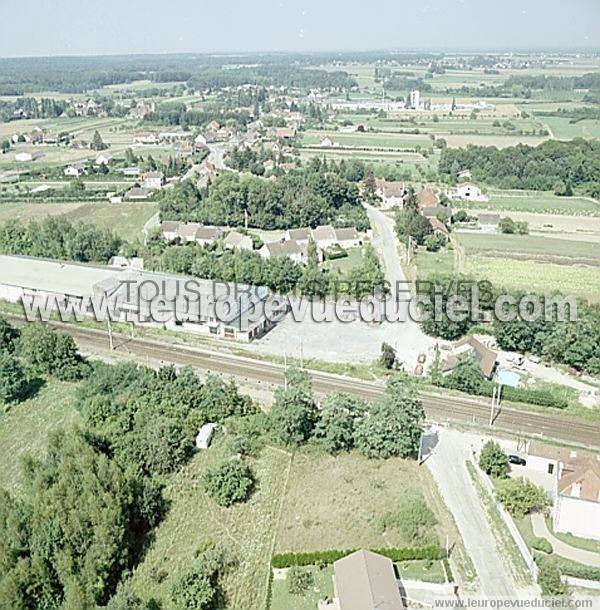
[0, 0, 598, 57]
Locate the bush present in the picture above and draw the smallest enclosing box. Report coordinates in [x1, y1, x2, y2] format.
[377, 493, 437, 546]
[537, 561, 569, 597]
[0, 353, 28, 404]
[287, 566, 314, 595]
[532, 538, 553, 554]
[202, 459, 254, 507]
[496, 477, 551, 518]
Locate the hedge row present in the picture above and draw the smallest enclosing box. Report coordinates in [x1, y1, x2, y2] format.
[271, 544, 444, 569]
[535, 554, 600, 582]
[435, 378, 569, 409]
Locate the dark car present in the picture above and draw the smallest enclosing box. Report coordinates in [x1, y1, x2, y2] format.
[509, 454, 526, 466]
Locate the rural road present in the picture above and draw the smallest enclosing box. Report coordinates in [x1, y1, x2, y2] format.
[8, 316, 599, 449]
[427, 428, 520, 598]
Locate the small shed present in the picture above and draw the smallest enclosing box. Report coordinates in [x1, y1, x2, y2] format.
[195, 423, 217, 449]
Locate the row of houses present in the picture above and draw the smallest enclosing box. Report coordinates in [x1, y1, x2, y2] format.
[161, 221, 224, 246]
[259, 226, 362, 264]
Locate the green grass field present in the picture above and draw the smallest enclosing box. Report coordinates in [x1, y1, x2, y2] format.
[542, 116, 600, 140]
[413, 247, 455, 280]
[270, 565, 334, 610]
[454, 192, 600, 216]
[130, 440, 292, 610]
[457, 233, 600, 262]
[0, 381, 79, 493]
[0, 201, 157, 241]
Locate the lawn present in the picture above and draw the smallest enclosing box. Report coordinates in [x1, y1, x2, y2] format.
[542, 116, 600, 140]
[275, 449, 448, 553]
[456, 233, 600, 262]
[453, 192, 600, 216]
[270, 565, 334, 610]
[462, 255, 600, 302]
[0, 200, 157, 241]
[413, 247, 455, 280]
[323, 247, 364, 277]
[0, 380, 80, 493]
[129, 441, 292, 610]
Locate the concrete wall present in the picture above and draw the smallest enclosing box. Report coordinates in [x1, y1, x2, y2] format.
[554, 495, 600, 541]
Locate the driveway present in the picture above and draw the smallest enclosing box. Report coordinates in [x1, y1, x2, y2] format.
[426, 427, 520, 598]
[531, 513, 600, 568]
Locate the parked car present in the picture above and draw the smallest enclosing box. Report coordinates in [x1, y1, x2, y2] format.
[509, 454, 526, 466]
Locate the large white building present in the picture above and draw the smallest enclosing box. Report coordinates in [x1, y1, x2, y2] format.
[0, 255, 281, 342]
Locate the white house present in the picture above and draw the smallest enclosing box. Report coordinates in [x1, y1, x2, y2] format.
[456, 182, 488, 202]
[320, 136, 334, 147]
[142, 171, 164, 190]
[133, 131, 159, 145]
[334, 227, 361, 249]
[14, 152, 33, 162]
[259, 239, 309, 264]
[64, 163, 86, 177]
[225, 231, 253, 251]
[374, 179, 406, 209]
[311, 225, 337, 250]
[554, 455, 600, 541]
[94, 153, 111, 166]
[409, 89, 421, 110]
[195, 423, 218, 449]
[161, 221, 180, 242]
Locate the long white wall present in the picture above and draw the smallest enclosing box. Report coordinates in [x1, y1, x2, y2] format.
[554, 495, 600, 541]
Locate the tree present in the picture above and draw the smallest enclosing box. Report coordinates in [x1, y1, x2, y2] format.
[314, 392, 366, 453]
[202, 459, 254, 507]
[297, 239, 331, 297]
[0, 315, 20, 353]
[395, 208, 433, 244]
[496, 477, 551, 518]
[379, 342, 396, 370]
[0, 353, 27, 404]
[270, 368, 318, 445]
[443, 353, 484, 394]
[424, 234, 443, 252]
[287, 566, 314, 595]
[170, 547, 223, 610]
[479, 441, 510, 479]
[537, 561, 569, 597]
[90, 130, 107, 151]
[355, 375, 425, 459]
[499, 217, 516, 234]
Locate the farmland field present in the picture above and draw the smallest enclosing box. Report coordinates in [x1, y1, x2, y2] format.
[541, 116, 600, 140]
[0, 201, 158, 241]
[453, 192, 600, 216]
[456, 233, 600, 262]
[413, 247, 455, 279]
[462, 255, 600, 302]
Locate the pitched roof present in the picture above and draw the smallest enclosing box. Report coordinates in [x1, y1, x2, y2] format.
[429, 217, 449, 235]
[333, 550, 403, 610]
[311, 225, 336, 241]
[444, 336, 498, 378]
[417, 187, 439, 207]
[225, 231, 251, 247]
[334, 227, 359, 241]
[196, 226, 222, 240]
[161, 221, 180, 233]
[375, 179, 405, 199]
[263, 239, 307, 257]
[558, 456, 600, 502]
[287, 228, 311, 241]
[178, 222, 203, 239]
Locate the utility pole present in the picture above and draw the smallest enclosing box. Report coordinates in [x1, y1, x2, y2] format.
[107, 318, 114, 351]
[299, 336, 304, 369]
[283, 351, 288, 390]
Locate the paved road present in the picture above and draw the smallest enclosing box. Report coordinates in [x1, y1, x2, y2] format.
[531, 513, 600, 567]
[427, 428, 519, 598]
[10, 316, 598, 449]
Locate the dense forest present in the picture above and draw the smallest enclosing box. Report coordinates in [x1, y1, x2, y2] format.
[439, 139, 600, 196]
[158, 161, 370, 231]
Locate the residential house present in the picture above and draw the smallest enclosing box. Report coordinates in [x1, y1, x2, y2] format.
[456, 182, 488, 202]
[259, 239, 309, 264]
[311, 225, 338, 250]
[142, 171, 165, 190]
[458, 169, 472, 180]
[94, 153, 111, 166]
[119, 166, 141, 177]
[195, 226, 223, 247]
[334, 227, 361, 249]
[285, 228, 311, 244]
[178, 223, 204, 243]
[320, 136, 334, 147]
[194, 133, 207, 147]
[374, 179, 406, 209]
[478, 213, 500, 233]
[428, 217, 449, 238]
[274, 127, 296, 140]
[225, 231, 253, 252]
[124, 187, 151, 200]
[161, 221, 180, 242]
[133, 132, 159, 145]
[14, 152, 34, 162]
[332, 550, 403, 610]
[417, 186, 440, 209]
[554, 455, 600, 540]
[206, 120, 221, 132]
[64, 163, 86, 177]
[443, 336, 498, 380]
